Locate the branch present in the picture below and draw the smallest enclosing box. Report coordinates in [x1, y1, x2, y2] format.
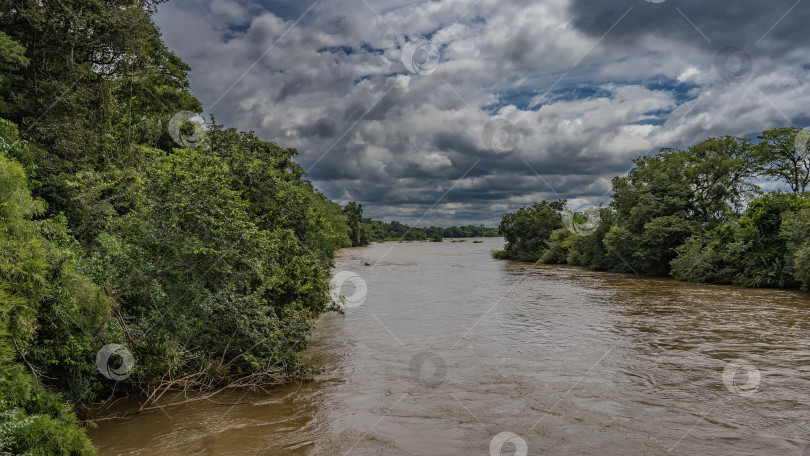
[112, 304, 137, 347]
[12, 338, 46, 381]
[137, 373, 274, 412]
[217, 329, 238, 371]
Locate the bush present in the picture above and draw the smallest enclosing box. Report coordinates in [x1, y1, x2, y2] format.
[670, 224, 739, 284]
[671, 193, 810, 287]
[539, 228, 574, 264]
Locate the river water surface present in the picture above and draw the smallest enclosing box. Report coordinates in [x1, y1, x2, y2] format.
[90, 237, 810, 455]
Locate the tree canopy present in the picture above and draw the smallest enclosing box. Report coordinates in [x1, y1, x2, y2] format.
[494, 131, 810, 289]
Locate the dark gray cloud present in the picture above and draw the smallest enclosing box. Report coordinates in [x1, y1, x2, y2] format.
[569, 0, 810, 54]
[154, 0, 810, 226]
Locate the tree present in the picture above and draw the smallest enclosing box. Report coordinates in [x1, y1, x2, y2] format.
[343, 202, 370, 247]
[607, 151, 697, 273]
[756, 127, 810, 196]
[496, 130, 809, 287]
[0, 0, 202, 219]
[606, 138, 756, 274]
[685, 136, 757, 222]
[84, 128, 351, 387]
[496, 200, 565, 261]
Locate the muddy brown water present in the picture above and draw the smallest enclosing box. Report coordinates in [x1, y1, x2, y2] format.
[89, 237, 810, 455]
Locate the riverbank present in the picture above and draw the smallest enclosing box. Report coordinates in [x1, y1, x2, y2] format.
[493, 133, 810, 290]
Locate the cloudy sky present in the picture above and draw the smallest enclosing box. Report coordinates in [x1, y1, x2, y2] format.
[155, 0, 810, 226]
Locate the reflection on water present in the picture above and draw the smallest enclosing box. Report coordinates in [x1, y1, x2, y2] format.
[90, 237, 810, 455]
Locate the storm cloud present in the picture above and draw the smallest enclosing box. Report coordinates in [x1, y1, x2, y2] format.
[154, 0, 810, 226]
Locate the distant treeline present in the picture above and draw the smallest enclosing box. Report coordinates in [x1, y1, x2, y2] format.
[343, 202, 499, 245]
[493, 129, 810, 290]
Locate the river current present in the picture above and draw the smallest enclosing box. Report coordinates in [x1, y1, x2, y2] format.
[90, 237, 810, 455]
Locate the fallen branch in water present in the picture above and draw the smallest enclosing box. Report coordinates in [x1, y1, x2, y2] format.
[134, 349, 290, 413]
[90, 337, 311, 416]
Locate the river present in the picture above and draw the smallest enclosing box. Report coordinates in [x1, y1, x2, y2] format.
[89, 237, 810, 455]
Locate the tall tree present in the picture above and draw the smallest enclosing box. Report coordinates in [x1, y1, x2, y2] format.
[0, 0, 201, 206]
[343, 201, 370, 246]
[607, 137, 757, 273]
[684, 135, 757, 222]
[1, 0, 203, 246]
[756, 127, 810, 196]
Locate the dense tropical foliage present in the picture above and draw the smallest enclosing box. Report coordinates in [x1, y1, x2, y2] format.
[0, 2, 356, 453]
[494, 130, 810, 289]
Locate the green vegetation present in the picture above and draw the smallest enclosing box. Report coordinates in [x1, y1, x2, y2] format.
[494, 130, 810, 289]
[342, 202, 498, 246]
[1, 141, 99, 456]
[0, 2, 352, 453]
[424, 225, 499, 239]
[495, 201, 566, 261]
